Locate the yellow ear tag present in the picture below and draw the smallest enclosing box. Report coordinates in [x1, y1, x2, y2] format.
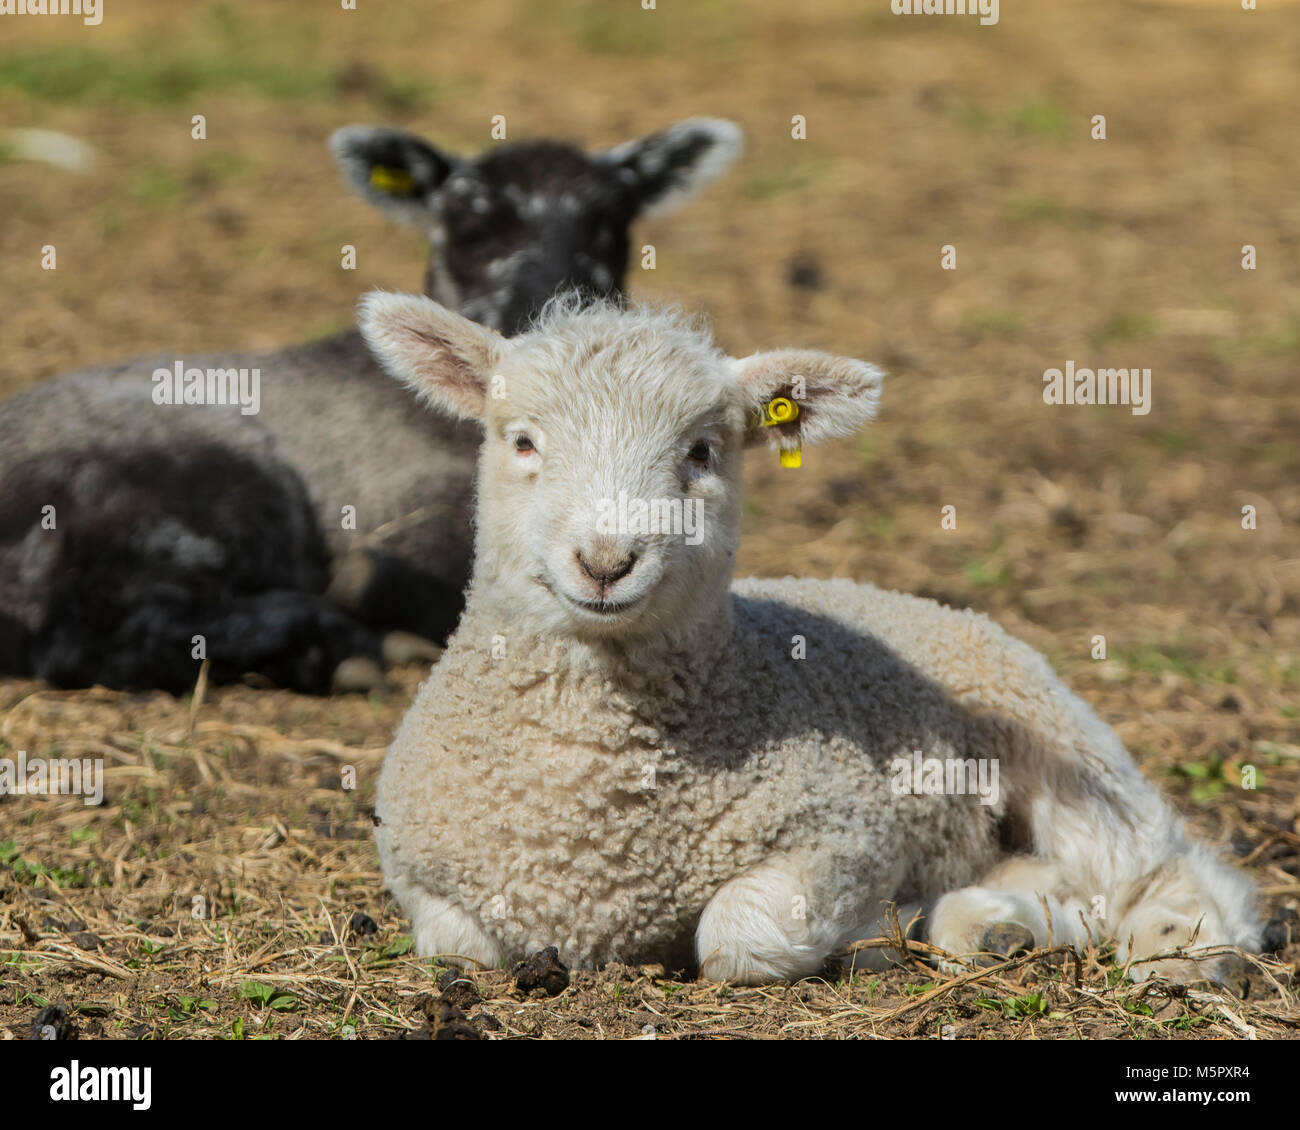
[369, 165, 416, 195]
[761, 398, 801, 469]
[761, 397, 799, 427]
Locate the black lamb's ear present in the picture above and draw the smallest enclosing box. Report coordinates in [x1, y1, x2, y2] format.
[599, 117, 743, 218]
[330, 126, 459, 226]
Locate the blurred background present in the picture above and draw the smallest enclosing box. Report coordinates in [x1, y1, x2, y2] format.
[0, 0, 1296, 1038]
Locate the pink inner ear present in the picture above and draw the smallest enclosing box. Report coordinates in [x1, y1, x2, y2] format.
[735, 355, 775, 389]
[405, 327, 489, 417]
[438, 369, 487, 418]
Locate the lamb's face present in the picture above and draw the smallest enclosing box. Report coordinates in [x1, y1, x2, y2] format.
[359, 293, 885, 642]
[477, 327, 748, 638]
[428, 143, 635, 336]
[332, 118, 744, 336]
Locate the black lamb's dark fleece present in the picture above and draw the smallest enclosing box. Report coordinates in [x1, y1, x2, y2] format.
[6, 444, 379, 694]
[0, 119, 744, 693]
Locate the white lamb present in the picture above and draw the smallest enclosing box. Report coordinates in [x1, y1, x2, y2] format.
[359, 291, 1261, 985]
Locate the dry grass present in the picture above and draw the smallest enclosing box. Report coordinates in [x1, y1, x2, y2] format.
[1, 0, 1298, 1038]
[0, 676, 1294, 1041]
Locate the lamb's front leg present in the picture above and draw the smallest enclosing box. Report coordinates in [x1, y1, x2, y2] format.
[928, 853, 1259, 984]
[695, 855, 888, 984]
[387, 874, 503, 971]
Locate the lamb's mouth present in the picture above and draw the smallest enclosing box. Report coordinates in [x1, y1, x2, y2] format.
[536, 573, 648, 618]
[532, 571, 653, 620]
[561, 591, 647, 617]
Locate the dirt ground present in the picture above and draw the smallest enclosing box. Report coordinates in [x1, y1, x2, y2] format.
[1, 0, 1297, 1040]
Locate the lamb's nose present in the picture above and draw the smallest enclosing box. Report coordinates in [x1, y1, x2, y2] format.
[576, 549, 636, 588]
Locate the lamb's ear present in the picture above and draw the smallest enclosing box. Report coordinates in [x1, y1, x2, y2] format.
[331, 126, 458, 227]
[731, 350, 883, 454]
[599, 117, 743, 218]
[359, 291, 505, 422]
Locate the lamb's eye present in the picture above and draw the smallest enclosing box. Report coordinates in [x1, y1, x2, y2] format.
[514, 435, 536, 454]
[687, 440, 711, 465]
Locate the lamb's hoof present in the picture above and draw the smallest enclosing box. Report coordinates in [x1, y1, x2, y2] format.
[381, 630, 444, 667]
[332, 656, 389, 694]
[980, 922, 1035, 960]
